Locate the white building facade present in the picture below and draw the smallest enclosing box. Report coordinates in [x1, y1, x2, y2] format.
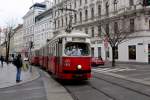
[13, 24, 24, 54]
[52, 0, 150, 63]
[23, 3, 47, 56]
[23, 0, 54, 55]
[34, 8, 54, 50]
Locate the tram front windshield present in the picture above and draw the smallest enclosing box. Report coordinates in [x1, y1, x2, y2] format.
[65, 42, 90, 56]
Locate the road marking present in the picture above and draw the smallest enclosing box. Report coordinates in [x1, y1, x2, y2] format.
[92, 67, 136, 73]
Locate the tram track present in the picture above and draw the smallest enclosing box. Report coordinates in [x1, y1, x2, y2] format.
[93, 75, 150, 98]
[63, 73, 150, 100]
[87, 83, 116, 100]
[64, 82, 115, 100]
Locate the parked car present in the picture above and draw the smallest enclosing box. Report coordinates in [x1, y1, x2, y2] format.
[91, 57, 104, 66]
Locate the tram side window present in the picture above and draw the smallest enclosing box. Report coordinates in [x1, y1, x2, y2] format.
[65, 42, 90, 56]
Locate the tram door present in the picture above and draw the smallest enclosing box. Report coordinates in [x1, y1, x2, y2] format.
[56, 39, 62, 75]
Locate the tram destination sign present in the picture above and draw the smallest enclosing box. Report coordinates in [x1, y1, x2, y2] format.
[72, 37, 86, 42]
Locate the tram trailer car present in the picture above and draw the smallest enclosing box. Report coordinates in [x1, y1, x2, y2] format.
[46, 30, 91, 80]
[31, 56, 39, 65]
[43, 46, 49, 70]
[30, 50, 40, 66]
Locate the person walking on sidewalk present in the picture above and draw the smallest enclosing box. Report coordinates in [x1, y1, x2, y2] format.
[0, 56, 4, 67]
[13, 54, 23, 83]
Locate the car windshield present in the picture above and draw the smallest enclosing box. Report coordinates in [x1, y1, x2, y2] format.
[64, 42, 90, 56]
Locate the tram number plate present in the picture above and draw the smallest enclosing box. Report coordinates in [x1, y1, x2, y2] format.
[74, 74, 83, 78]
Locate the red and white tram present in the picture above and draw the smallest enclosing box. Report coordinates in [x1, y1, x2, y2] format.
[31, 30, 91, 80]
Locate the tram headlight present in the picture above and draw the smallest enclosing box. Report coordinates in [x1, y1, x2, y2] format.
[77, 65, 82, 70]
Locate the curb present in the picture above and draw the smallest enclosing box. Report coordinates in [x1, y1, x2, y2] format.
[41, 70, 73, 100]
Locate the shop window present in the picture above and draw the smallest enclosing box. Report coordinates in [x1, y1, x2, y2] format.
[114, 46, 118, 59]
[91, 48, 94, 57]
[98, 47, 101, 57]
[128, 45, 136, 60]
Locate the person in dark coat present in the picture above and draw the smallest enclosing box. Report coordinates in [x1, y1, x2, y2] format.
[13, 54, 23, 83]
[0, 56, 4, 67]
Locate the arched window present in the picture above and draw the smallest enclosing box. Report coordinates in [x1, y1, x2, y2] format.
[80, 12, 82, 22]
[85, 9, 88, 21]
[91, 7, 94, 19]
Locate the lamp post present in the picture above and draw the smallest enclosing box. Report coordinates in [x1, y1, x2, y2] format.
[29, 41, 33, 72]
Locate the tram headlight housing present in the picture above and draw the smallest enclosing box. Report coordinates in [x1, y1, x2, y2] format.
[77, 65, 82, 70]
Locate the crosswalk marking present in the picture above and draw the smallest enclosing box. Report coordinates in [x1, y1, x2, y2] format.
[92, 67, 136, 73]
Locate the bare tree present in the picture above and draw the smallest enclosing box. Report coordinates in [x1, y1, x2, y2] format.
[101, 18, 131, 67]
[3, 20, 16, 63]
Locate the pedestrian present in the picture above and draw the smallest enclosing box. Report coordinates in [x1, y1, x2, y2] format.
[13, 54, 23, 83]
[65, 47, 71, 56]
[0, 56, 4, 67]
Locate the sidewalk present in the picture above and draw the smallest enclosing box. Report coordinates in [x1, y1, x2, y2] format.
[0, 63, 73, 100]
[0, 62, 40, 88]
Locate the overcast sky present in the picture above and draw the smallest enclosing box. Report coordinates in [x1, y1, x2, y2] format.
[0, 0, 51, 27]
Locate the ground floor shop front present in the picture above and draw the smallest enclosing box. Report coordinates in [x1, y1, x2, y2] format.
[91, 36, 150, 63]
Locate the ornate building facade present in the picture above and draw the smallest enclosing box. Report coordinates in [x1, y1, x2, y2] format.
[52, 0, 150, 63]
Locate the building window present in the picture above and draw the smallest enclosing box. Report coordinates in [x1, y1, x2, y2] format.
[129, 0, 134, 6]
[98, 47, 101, 57]
[106, 24, 109, 34]
[80, 0, 82, 6]
[91, 7, 94, 19]
[114, 46, 118, 59]
[106, 2, 109, 16]
[62, 18, 63, 27]
[98, 5, 101, 17]
[85, 27, 88, 34]
[98, 25, 101, 37]
[80, 12, 82, 22]
[91, 27, 94, 37]
[55, 0, 56, 4]
[85, 9, 88, 21]
[114, 0, 118, 11]
[74, 13, 77, 23]
[58, 20, 60, 28]
[74, 0, 76, 8]
[55, 11, 57, 16]
[114, 22, 118, 33]
[128, 45, 136, 60]
[130, 19, 134, 32]
[54, 20, 56, 29]
[91, 48, 94, 57]
[85, 0, 88, 4]
[66, 17, 68, 26]
[106, 47, 109, 58]
[149, 20, 150, 30]
[58, 10, 60, 16]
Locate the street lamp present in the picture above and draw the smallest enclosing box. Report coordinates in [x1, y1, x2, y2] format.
[28, 41, 34, 72]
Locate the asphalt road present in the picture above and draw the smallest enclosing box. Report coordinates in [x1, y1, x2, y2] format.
[62, 64, 150, 100]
